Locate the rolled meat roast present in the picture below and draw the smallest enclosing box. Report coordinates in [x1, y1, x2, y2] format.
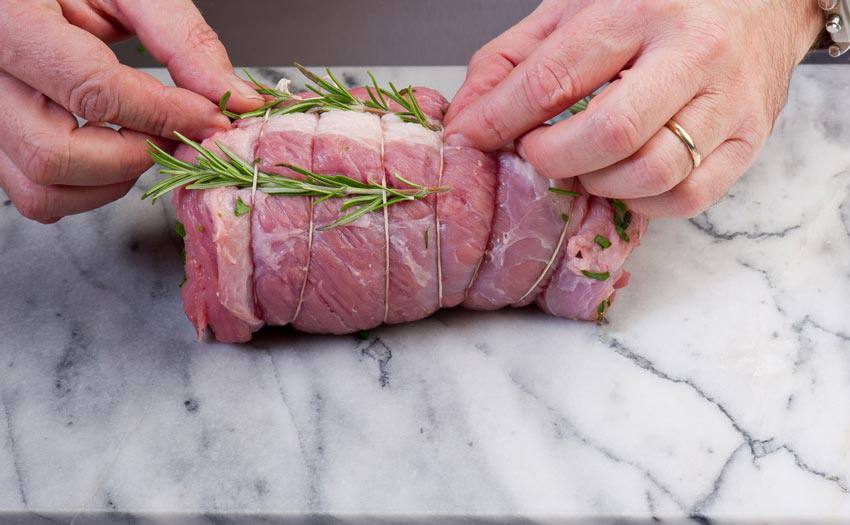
[173, 86, 648, 342]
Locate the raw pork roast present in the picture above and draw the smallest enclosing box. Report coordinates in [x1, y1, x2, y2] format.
[173, 87, 648, 342]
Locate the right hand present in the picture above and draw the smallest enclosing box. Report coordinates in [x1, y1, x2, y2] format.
[0, 0, 264, 223]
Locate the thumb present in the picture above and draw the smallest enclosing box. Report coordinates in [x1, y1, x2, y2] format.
[115, 0, 264, 114]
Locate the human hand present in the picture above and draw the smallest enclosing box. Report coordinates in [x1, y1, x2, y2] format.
[0, 0, 264, 223]
[445, 0, 822, 217]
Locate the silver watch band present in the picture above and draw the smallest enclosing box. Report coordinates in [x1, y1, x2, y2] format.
[820, 0, 850, 57]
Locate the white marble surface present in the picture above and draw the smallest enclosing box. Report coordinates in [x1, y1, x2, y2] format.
[0, 65, 849, 524]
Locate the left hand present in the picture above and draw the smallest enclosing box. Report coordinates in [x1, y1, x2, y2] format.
[0, 0, 263, 223]
[444, 0, 823, 217]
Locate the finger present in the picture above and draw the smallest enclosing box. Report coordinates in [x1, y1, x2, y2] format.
[0, 149, 137, 222]
[516, 48, 705, 180]
[577, 92, 735, 199]
[114, 0, 265, 113]
[444, 0, 581, 124]
[57, 0, 132, 42]
[0, 72, 161, 186]
[444, 3, 645, 150]
[623, 138, 756, 218]
[0, 2, 230, 138]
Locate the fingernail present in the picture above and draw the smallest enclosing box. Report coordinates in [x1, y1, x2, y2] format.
[445, 133, 473, 148]
[231, 76, 264, 102]
[200, 112, 231, 135]
[516, 141, 527, 159]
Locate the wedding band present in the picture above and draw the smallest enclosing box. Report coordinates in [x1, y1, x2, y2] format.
[666, 120, 702, 169]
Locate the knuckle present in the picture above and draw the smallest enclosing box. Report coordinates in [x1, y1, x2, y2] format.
[477, 103, 511, 146]
[672, 186, 710, 218]
[734, 117, 767, 152]
[522, 57, 581, 113]
[468, 47, 495, 69]
[591, 107, 644, 158]
[627, 0, 662, 19]
[68, 69, 119, 122]
[468, 47, 487, 67]
[14, 186, 51, 221]
[184, 20, 223, 54]
[724, 137, 759, 176]
[633, 149, 681, 194]
[624, 0, 682, 29]
[636, 0, 677, 15]
[694, 22, 731, 62]
[150, 103, 175, 138]
[20, 137, 70, 186]
[470, 49, 515, 77]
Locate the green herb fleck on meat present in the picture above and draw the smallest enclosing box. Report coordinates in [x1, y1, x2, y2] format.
[582, 270, 610, 281]
[234, 197, 251, 217]
[594, 235, 611, 249]
[610, 199, 632, 242]
[596, 298, 611, 324]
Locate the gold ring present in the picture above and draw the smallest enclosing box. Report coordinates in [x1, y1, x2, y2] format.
[666, 120, 702, 169]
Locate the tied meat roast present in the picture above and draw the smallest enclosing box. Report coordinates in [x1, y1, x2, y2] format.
[172, 86, 648, 342]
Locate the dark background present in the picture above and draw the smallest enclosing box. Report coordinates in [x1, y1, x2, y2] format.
[112, 0, 538, 67]
[111, 0, 836, 67]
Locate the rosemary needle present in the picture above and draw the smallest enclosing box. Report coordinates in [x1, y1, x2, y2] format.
[549, 187, 580, 197]
[222, 64, 439, 131]
[143, 132, 449, 231]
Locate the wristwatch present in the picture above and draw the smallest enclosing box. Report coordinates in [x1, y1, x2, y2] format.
[819, 0, 850, 56]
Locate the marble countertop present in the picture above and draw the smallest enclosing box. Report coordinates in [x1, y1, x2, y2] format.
[1, 65, 849, 524]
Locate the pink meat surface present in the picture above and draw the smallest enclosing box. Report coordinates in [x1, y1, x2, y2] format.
[382, 114, 442, 323]
[174, 119, 264, 342]
[537, 195, 648, 320]
[252, 113, 318, 325]
[463, 153, 577, 310]
[204, 187, 263, 331]
[437, 146, 498, 308]
[292, 110, 387, 334]
[170, 84, 647, 341]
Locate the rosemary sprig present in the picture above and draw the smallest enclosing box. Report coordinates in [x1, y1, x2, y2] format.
[219, 69, 294, 119]
[142, 132, 448, 231]
[244, 69, 289, 98]
[220, 64, 439, 131]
